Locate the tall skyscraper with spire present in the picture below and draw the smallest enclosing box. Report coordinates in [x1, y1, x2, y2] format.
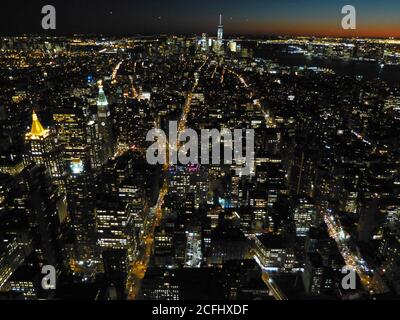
[97, 81, 109, 109]
[25, 110, 66, 193]
[215, 14, 224, 55]
[96, 81, 115, 164]
[217, 14, 223, 43]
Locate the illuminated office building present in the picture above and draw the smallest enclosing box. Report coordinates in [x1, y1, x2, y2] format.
[201, 33, 209, 52]
[253, 235, 296, 273]
[302, 252, 336, 297]
[153, 227, 174, 267]
[0, 235, 31, 291]
[53, 108, 91, 166]
[6, 266, 38, 300]
[95, 196, 135, 260]
[86, 120, 102, 170]
[96, 82, 115, 164]
[25, 110, 66, 194]
[66, 159, 100, 273]
[118, 178, 146, 230]
[228, 41, 237, 53]
[294, 198, 316, 237]
[54, 108, 100, 271]
[217, 14, 223, 47]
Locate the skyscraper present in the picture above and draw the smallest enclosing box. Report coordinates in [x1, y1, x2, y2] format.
[95, 195, 136, 260]
[25, 111, 66, 194]
[22, 164, 62, 268]
[66, 158, 100, 275]
[217, 14, 223, 44]
[201, 33, 209, 52]
[53, 106, 99, 270]
[53, 107, 91, 167]
[214, 14, 224, 54]
[96, 81, 115, 164]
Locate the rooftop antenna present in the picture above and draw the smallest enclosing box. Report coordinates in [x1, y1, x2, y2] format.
[219, 14, 222, 25]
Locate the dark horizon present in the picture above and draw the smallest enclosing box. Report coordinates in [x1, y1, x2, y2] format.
[1, 0, 400, 38]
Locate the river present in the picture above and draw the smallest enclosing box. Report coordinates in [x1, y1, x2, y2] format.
[254, 44, 400, 84]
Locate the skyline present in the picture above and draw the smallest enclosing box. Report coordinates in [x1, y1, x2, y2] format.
[2, 2, 400, 304]
[1, 0, 400, 37]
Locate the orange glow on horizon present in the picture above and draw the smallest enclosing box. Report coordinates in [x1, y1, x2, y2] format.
[227, 20, 400, 38]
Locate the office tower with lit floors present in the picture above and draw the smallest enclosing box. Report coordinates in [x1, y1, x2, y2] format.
[53, 107, 92, 168]
[96, 82, 115, 164]
[66, 159, 101, 276]
[25, 111, 66, 194]
[53, 107, 101, 274]
[217, 14, 223, 49]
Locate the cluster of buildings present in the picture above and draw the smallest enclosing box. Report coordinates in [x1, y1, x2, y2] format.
[0, 17, 400, 300]
[260, 37, 400, 64]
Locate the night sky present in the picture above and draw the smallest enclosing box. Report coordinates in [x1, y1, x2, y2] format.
[1, 0, 400, 37]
